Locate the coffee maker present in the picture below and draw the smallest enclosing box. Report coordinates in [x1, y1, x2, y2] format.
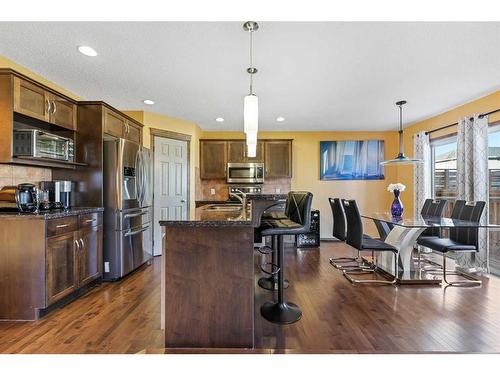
[39, 180, 73, 210]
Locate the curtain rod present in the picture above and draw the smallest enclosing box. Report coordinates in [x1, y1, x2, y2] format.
[424, 108, 500, 135]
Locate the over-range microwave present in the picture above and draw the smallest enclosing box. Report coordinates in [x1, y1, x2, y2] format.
[227, 162, 264, 184]
[13, 129, 74, 162]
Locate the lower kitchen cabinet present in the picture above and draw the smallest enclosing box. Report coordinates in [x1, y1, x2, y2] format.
[78, 225, 103, 287]
[46, 232, 78, 305]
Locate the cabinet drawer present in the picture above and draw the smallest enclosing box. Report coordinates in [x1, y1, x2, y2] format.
[46, 216, 78, 237]
[79, 212, 102, 228]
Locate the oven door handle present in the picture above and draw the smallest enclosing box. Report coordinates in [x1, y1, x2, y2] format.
[124, 211, 147, 219]
[124, 226, 149, 237]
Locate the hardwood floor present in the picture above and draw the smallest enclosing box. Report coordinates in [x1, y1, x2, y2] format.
[1, 241, 500, 353]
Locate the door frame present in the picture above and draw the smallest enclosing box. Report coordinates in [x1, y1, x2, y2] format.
[149, 128, 191, 254]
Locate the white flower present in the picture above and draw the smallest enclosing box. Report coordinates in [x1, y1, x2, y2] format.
[387, 183, 406, 192]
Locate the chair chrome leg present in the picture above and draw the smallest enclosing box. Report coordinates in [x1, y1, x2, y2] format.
[343, 251, 398, 286]
[441, 252, 482, 287]
[330, 250, 373, 271]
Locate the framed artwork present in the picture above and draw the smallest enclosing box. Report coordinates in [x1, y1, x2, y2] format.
[320, 140, 385, 180]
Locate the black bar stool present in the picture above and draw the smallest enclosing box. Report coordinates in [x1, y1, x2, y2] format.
[257, 199, 290, 291]
[259, 191, 313, 324]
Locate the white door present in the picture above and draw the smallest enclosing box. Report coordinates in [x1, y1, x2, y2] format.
[153, 137, 189, 256]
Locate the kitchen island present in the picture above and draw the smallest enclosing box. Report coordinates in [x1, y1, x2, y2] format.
[160, 194, 287, 349]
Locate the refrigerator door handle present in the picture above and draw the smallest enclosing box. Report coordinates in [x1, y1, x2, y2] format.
[138, 150, 145, 206]
[124, 226, 149, 237]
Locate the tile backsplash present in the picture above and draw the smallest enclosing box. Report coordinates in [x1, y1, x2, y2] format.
[0, 165, 52, 189]
[196, 177, 291, 201]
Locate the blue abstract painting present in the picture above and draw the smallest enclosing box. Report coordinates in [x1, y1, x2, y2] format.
[320, 140, 385, 180]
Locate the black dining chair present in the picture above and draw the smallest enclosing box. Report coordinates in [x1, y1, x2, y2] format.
[341, 199, 399, 286]
[417, 200, 485, 287]
[328, 198, 372, 271]
[415, 198, 448, 266]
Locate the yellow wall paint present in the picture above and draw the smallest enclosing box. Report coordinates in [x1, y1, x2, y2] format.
[0, 55, 81, 100]
[202, 131, 399, 238]
[396, 90, 500, 216]
[123, 110, 202, 219]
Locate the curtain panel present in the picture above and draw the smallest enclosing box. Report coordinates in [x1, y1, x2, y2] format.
[456, 115, 489, 272]
[413, 131, 432, 217]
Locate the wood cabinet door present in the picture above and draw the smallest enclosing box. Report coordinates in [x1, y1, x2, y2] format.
[124, 121, 142, 144]
[46, 232, 78, 306]
[200, 141, 227, 179]
[227, 141, 246, 163]
[264, 140, 292, 178]
[49, 93, 77, 130]
[13, 77, 50, 122]
[104, 108, 125, 138]
[246, 141, 264, 163]
[77, 225, 103, 287]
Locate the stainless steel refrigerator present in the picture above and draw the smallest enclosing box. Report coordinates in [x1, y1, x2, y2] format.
[103, 138, 153, 280]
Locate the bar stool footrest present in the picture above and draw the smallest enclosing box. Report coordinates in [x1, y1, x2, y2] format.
[260, 262, 280, 276]
[258, 276, 289, 291]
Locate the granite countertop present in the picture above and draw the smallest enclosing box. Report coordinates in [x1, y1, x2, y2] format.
[245, 193, 288, 201]
[161, 204, 252, 227]
[0, 207, 104, 220]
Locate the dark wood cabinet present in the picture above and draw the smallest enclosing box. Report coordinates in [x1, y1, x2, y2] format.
[78, 225, 103, 287]
[45, 212, 103, 308]
[265, 140, 292, 178]
[104, 108, 126, 138]
[49, 93, 77, 130]
[227, 140, 264, 163]
[227, 141, 246, 163]
[46, 232, 78, 305]
[200, 140, 227, 179]
[124, 121, 142, 144]
[13, 76, 50, 122]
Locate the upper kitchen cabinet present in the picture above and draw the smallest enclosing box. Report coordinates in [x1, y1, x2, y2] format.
[265, 140, 292, 178]
[13, 76, 77, 130]
[200, 140, 227, 179]
[103, 106, 142, 144]
[227, 140, 264, 163]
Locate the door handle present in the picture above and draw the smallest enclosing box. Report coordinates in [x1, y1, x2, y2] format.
[79, 238, 84, 248]
[85, 219, 96, 223]
[52, 101, 57, 114]
[124, 211, 147, 219]
[56, 224, 69, 228]
[124, 227, 149, 237]
[45, 99, 51, 115]
[75, 239, 81, 250]
[180, 199, 186, 203]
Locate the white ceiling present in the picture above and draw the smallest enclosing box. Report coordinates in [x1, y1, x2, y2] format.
[1, 22, 500, 131]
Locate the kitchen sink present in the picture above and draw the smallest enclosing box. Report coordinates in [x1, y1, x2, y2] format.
[205, 204, 243, 212]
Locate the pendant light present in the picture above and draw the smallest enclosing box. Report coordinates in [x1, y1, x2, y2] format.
[243, 21, 259, 157]
[380, 100, 423, 165]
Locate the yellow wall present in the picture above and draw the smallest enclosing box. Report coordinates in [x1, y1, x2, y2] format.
[202, 131, 399, 238]
[0, 55, 81, 100]
[397, 90, 500, 216]
[123, 110, 202, 219]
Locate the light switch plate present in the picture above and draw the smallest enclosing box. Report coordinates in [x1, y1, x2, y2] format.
[210, 188, 216, 195]
[104, 262, 110, 273]
[275, 188, 281, 193]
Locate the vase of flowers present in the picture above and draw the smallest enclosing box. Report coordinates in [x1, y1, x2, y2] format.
[387, 183, 406, 217]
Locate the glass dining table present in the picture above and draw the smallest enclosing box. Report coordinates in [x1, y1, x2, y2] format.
[361, 213, 500, 284]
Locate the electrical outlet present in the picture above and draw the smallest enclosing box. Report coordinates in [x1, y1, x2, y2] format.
[210, 188, 216, 196]
[275, 188, 281, 193]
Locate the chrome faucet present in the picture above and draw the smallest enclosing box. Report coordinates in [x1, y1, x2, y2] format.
[229, 189, 247, 208]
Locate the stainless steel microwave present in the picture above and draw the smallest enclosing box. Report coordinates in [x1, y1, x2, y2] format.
[227, 162, 264, 184]
[13, 129, 74, 162]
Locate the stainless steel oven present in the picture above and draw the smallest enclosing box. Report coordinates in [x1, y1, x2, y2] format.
[227, 162, 264, 184]
[13, 129, 74, 162]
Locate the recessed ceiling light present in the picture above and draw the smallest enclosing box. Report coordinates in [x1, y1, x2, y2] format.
[143, 99, 155, 105]
[215, 117, 225, 122]
[276, 116, 285, 122]
[77, 45, 98, 57]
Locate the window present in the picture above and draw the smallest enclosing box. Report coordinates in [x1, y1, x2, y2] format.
[430, 126, 500, 275]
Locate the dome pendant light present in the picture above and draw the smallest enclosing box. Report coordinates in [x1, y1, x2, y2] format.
[380, 100, 423, 165]
[243, 21, 259, 157]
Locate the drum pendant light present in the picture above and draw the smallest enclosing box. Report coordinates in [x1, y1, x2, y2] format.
[380, 100, 423, 165]
[243, 21, 259, 157]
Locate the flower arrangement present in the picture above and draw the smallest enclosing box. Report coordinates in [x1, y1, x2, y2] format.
[387, 183, 406, 193]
